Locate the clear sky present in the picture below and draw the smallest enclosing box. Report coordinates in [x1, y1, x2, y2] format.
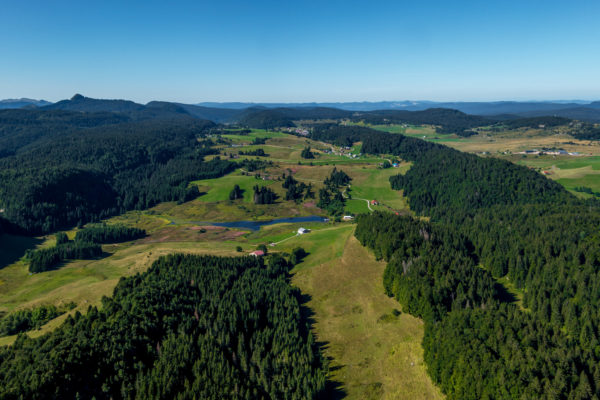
[1, 0, 599, 103]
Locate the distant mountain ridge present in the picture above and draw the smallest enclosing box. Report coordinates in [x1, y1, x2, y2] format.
[44, 94, 145, 113]
[3, 95, 600, 122]
[196, 100, 600, 123]
[195, 99, 596, 111]
[0, 98, 52, 109]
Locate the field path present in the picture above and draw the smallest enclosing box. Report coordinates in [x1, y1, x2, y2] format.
[292, 232, 444, 399]
[342, 188, 374, 211]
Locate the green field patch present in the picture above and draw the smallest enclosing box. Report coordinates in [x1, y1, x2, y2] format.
[191, 172, 276, 203]
[220, 129, 286, 143]
[241, 221, 336, 247]
[347, 165, 410, 210]
[345, 198, 370, 214]
[557, 176, 600, 195]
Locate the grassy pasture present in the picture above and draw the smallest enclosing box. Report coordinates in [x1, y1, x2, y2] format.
[191, 171, 276, 203]
[346, 164, 411, 211]
[286, 227, 443, 399]
[511, 155, 600, 195]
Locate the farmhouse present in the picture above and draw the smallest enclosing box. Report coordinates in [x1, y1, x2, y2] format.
[342, 215, 354, 221]
[370, 200, 379, 206]
[250, 250, 265, 257]
[297, 227, 309, 234]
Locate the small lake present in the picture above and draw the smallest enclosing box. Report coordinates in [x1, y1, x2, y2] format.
[199, 216, 328, 231]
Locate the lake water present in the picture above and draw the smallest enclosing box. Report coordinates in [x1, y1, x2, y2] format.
[199, 216, 328, 231]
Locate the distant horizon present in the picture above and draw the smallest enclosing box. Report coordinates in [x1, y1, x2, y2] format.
[2, 95, 599, 106]
[2, 1, 600, 104]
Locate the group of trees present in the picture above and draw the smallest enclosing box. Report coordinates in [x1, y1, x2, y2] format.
[349, 124, 600, 398]
[74, 223, 145, 243]
[27, 238, 101, 273]
[289, 247, 308, 266]
[27, 224, 146, 273]
[238, 148, 268, 157]
[310, 124, 376, 147]
[0, 303, 75, 337]
[324, 167, 351, 188]
[282, 175, 314, 202]
[316, 168, 351, 216]
[229, 184, 244, 200]
[238, 158, 273, 172]
[574, 186, 600, 197]
[253, 186, 277, 205]
[0, 254, 326, 398]
[571, 123, 600, 140]
[300, 146, 314, 159]
[317, 188, 346, 217]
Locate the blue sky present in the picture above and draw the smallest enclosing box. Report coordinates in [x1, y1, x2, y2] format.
[1, 0, 599, 103]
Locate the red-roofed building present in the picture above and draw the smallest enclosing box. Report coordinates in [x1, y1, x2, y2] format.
[250, 250, 265, 257]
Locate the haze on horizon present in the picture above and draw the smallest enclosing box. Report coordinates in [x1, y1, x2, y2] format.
[1, 0, 599, 104]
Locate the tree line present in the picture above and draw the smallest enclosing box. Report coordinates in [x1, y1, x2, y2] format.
[27, 224, 146, 273]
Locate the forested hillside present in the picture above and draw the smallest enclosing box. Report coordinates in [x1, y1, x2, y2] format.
[348, 125, 600, 399]
[0, 254, 326, 399]
[0, 109, 235, 234]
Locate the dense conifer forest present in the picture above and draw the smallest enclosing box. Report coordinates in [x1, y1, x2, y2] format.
[0, 254, 326, 399]
[345, 123, 600, 399]
[0, 109, 236, 234]
[74, 224, 146, 244]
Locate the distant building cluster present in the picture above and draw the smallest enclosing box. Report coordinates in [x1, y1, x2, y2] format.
[517, 150, 580, 156]
[322, 146, 361, 159]
[286, 127, 309, 136]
